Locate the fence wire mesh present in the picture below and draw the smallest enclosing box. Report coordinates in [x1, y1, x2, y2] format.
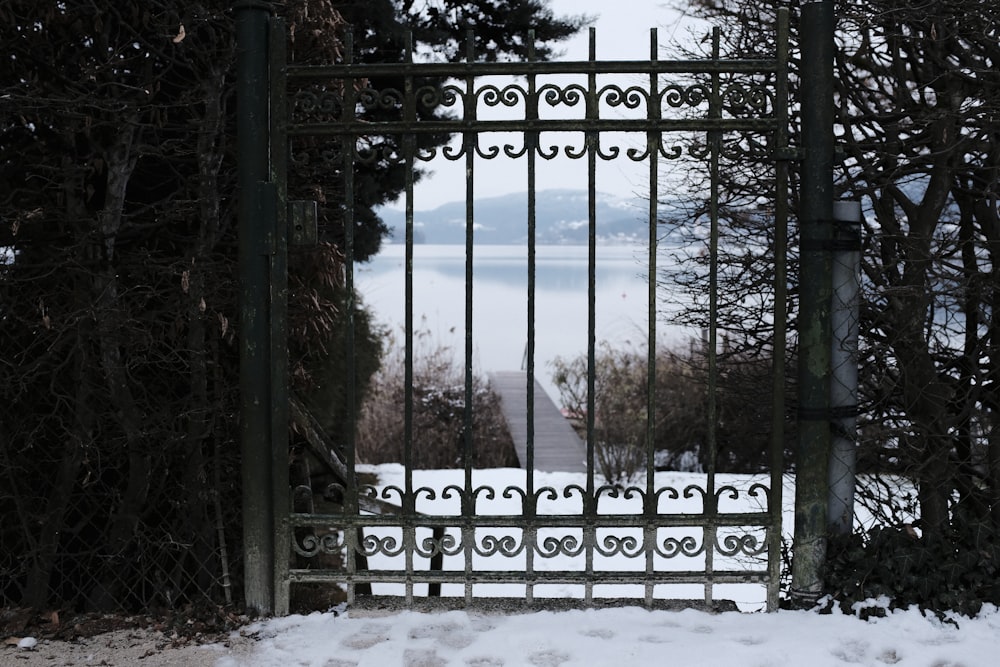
[0, 0, 255, 615]
[0, 334, 245, 613]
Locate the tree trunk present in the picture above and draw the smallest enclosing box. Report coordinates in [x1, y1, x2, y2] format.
[177, 69, 229, 602]
[23, 351, 91, 608]
[14, 154, 94, 608]
[87, 120, 150, 611]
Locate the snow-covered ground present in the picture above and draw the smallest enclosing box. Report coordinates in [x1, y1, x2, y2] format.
[212, 465, 992, 666]
[8, 602, 997, 667]
[216, 603, 1000, 666]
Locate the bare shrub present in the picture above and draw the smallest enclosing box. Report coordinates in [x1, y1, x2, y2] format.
[550, 343, 648, 485]
[550, 340, 781, 484]
[356, 328, 518, 469]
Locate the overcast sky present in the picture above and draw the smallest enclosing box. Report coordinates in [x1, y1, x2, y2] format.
[385, 0, 707, 211]
[549, 0, 700, 61]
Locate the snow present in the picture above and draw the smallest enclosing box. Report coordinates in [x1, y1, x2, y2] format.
[219, 605, 1000, 666]
[215, 465, 996, 666]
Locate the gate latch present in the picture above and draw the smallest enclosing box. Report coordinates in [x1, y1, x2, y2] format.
[288, 200, 318, 246]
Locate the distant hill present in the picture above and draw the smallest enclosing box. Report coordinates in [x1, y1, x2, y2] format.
[377, 189, 655, 245]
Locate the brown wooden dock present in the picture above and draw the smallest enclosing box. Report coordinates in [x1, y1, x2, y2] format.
[489, 371, 587, 473]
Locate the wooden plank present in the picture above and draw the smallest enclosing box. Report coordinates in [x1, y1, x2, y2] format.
[489, 371, 587, 473]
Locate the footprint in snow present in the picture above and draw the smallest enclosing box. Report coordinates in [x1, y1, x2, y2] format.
[736, 636, 766, 646]
[404, 648, 447, 667]
[408, 621, 476, 649]
[528, 649, 571, 666]
[877, 649, 901, 664]
[466, 658, 504, 667]
[340, 623, 391, 650]
[580, 628, 615, 639]
[831, 639, 869, 663]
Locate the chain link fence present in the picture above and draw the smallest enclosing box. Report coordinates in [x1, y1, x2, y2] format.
[0, 291, 245, 613]
[0, 0, 356, 618]
[0, 0, 254, 615]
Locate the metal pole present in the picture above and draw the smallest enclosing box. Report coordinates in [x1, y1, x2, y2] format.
[235, 0, 275, 615]
[268, 15, 291, 617]
[767, 5, 791, 613]
[791, 0, 835, 607]
[828, 201, 861, 535]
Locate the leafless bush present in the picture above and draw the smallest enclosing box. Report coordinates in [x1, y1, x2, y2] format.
[550, 340, 783, 485]
[356, 329, 518, 469]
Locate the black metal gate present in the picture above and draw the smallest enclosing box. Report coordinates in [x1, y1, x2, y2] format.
[249, 7, 792, 614]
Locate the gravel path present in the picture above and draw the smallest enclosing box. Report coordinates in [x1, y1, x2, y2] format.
[3, 627, 256, 666]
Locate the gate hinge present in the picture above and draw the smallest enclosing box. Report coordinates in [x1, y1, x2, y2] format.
[288, 200, 318, 247]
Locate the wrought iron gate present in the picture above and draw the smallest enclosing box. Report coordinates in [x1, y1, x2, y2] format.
[256, 8, 791, 614]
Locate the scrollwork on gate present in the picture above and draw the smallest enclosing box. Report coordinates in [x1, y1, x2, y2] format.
[595, 533, 643, 558]
[716, 532, 767, 558]
[293, 531, 343, 558]
[478, 83, 528, 110]
[293, 88, 343, 120]
[476, 533, 525, 558]
[417, 84, 460, 112]
[417, 530, 460, 558]
[538, 533, 584, 558]
[278, 14, 790, 610]
[660, 83, 710, 110]
[360, 532, 405, 558]
[657, 534, 703, 559]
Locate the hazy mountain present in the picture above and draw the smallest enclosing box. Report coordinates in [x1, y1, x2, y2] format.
[377, 189, 655, 245]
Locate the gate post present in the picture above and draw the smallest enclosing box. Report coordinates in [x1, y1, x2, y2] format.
[791, 0, 835, 607]
[828, 201, 862, 535]
[235, 0, 275, 615]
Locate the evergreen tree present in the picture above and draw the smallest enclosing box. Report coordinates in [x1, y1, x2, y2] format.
[0, 0, 583, 610]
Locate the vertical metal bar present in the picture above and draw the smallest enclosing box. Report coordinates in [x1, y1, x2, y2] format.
[462, 28, 476, 606]
[768, 6, 791, 613]
[584, 26, 598, 606]
[644, 27, 660, 609]
[340, 28, 361, 606]
[703, 26, 722, 609]
[258, 17, 796, 612]
[828, 200, 862, 535]
[404, 112, 417, 598]
[235, 0, 274, 616]
[791, 0, 835, 607]
[267, 14, 290, 617]
[402, 32, 416, 605]
[403, 31, 416, 599]
[525, 30, 538, 606]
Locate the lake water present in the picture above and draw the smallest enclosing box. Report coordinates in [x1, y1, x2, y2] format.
[355, 244, 692, 398]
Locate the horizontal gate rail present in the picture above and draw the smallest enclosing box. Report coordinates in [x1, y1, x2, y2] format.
[286, 119, 781, 136]
[290, 513, 773, 530]
[291, 571, 769, 587]
[287, 58, 782, 78]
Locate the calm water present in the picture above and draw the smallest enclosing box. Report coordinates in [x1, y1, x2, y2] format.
[354, 244, 690, 398]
